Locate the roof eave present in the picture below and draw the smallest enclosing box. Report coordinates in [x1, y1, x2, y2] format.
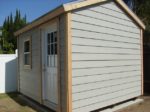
[15, 0, 145, 36]
[115, 0, 145, 30]
[14, 6, 65, 36]
[63, 0, 145, 30]
[63, 0, 107, 11]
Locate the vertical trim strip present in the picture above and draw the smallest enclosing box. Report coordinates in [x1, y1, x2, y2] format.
[40, 28, 43, 104]
[140, 29, 144, 95]
[66, 12, 72, 112]
[30, 36, 32, 69]
[17, 36, 20, 92]
[57, 17, 61, 112]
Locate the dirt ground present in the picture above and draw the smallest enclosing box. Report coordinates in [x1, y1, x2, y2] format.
[117, 95, 150, 112]
[0, 93, 150, 112]
[0, 93, 36, 112]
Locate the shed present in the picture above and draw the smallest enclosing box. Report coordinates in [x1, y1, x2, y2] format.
[15, 0, 145, 112]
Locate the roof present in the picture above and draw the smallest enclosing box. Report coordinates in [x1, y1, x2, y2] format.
[14, 0, 145, 36]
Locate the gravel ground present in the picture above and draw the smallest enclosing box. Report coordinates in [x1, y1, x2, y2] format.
[0, 93, 150, 112]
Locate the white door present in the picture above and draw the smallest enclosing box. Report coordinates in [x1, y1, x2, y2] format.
[43, 23, 58, 104]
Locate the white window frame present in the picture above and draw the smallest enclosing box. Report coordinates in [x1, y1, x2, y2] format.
[24, 37, 31, 69]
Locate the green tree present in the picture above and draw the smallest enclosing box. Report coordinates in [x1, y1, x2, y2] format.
[134, 0, 150, 31]
[134, 0, 150, 46]
[1, 9, 27, 54]
[124, 0, 150, 46]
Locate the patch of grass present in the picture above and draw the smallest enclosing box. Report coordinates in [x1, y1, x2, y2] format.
[0, 92, 18, 99]
[0, 92, 37, 112]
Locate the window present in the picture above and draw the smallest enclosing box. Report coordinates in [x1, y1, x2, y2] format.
[47, 31, 57, 67]
[24, 39, 31, 66]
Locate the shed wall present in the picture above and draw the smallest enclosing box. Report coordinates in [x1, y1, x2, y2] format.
[71, 1, 142, 112]
[18, 28, 42, 102]
[18, 16, 68, 111]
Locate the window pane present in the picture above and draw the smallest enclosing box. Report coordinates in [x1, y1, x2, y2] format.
[51, 44, 54, 55]
[48, 45, 50, 55]
[24, 41, 30, 52]
[24, 53, 30, 65]
[24, 39, 31, 65]
[47, 33, 50, 44]
[50, 33, 54, 43]
[54, 31, 57, 42]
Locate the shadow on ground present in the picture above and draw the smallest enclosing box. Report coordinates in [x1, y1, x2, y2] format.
[6, 92, 28, 106]
[0, 92, 54, 112]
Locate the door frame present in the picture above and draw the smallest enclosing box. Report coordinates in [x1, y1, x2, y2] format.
[40, 18, 61, 112]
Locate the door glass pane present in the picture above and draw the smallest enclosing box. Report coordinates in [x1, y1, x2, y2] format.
[47, 33, 50, 44]
[51, 33, 54, 43]
[48, 45, 50, 55]
[47, 31, 57, 67]
[54, 32, 57, 42]
[51, 44, 54, 55]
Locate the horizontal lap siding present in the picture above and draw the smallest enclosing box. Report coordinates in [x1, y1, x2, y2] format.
[72, 37, 140, 49]
[71, 1, 142, 112]
[73, 90, 141, 112]
[73, 60, 140, 68]
[18, 28, 42, 102]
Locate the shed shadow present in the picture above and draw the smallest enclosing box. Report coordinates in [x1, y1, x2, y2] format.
[144, 46, 150, 94]
[5, 58, 17, 93]
[5, 92, 54, 112]
[5, 59, 54, 112]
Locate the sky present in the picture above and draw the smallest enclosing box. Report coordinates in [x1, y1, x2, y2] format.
[0, 0, 74, 26]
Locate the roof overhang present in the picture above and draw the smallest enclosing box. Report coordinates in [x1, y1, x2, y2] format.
[14, 0, 145, 36]
[14, 6, 65, 36]
[115, 0, 145, 29]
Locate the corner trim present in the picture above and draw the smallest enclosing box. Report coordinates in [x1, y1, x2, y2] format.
[140, 29, 144, 95]
[65, 12, 72, 112]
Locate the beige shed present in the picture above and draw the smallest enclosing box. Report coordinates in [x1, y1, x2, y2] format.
[15, 0, 145, 112]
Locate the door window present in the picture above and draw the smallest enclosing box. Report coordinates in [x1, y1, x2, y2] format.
[47, 31, 57, 67]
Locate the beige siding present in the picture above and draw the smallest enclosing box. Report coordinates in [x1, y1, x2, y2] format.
[71, 1, 142, 112]
[18, 15, 67, 111]
[18, 28, 42, 102]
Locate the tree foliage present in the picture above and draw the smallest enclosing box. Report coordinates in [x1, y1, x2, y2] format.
[123, 0, 150, 46]
[134, 0, 150, 46]
[1, 9, 27, 54]
[133, 0, 150, 31]
[123, 0, 150, 30]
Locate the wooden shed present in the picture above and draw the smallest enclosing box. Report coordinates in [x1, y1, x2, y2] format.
[15, 0, 145, 112]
